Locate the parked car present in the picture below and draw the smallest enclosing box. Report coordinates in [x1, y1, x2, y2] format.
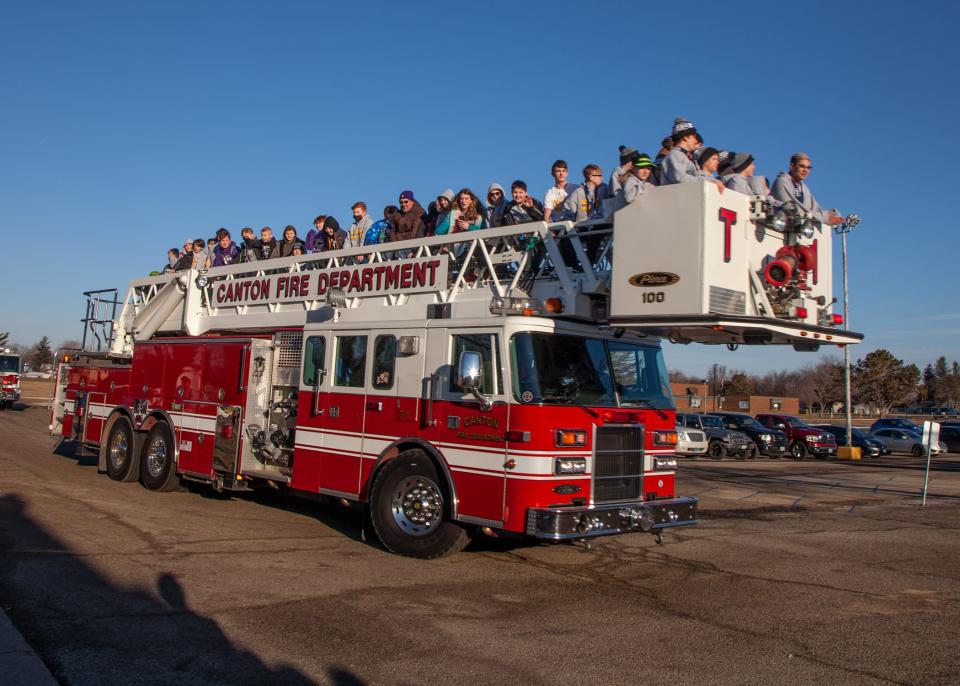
[676, 424, 709, 458]
[937, 426, 960, 453]
[812, 425, 885, 457]
[709, 411, 788, 458]
[870, 428, 945, 456]
[677, 413, 753, 459]
[755, 413, 837, 459]
[869, 417, 922, 434]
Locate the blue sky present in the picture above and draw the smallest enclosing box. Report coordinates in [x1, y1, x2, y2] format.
[0, 1, 956, 376]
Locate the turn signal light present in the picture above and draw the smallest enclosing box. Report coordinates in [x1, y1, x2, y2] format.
[652, 430, 678, 446]
[555, 429, 588, 447]
[544, 298, 564, 314]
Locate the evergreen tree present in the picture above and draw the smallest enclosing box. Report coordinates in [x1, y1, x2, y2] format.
[33, 336, 53, 367]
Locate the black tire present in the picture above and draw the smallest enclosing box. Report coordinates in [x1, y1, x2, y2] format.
[748, 444, 759, 459]
[911, 445, 924, 457]
[140, 422, 180, 492]
[708, 441, 726, 460]
[105, 416, 139, 482]
[370, 450, 470, 559]
[790, 441, 808, 460]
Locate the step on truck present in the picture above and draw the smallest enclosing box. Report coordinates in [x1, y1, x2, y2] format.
[50, 181, 861, 557]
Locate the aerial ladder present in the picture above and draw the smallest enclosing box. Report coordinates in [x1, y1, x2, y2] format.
[102, 181, 861, 357]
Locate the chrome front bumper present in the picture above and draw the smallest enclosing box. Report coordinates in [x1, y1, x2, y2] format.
[0, 389, 19, 402]
[526, 497, 698, 540]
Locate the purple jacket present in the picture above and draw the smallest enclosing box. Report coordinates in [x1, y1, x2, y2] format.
[212, 241, 240, 267]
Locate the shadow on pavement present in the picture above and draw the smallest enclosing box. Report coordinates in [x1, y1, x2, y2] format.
[0, 494, 368, 686]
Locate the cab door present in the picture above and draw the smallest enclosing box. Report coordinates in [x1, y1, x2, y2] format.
[319, 332, 369, 497]
[358, 332, 426, 493]
[291, 334, 327, 493]
[426, 329, 508, 526]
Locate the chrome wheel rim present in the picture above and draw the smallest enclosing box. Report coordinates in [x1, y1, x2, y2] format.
[109, 428, 129, 469]
[391, 476, 443, 536]
[146, 434, 168, 478]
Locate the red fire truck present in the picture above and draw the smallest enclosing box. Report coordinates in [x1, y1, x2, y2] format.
[0, 350, 22, 410]
[50, 182, 861, 557]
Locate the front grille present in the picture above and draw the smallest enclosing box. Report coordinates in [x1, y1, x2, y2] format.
[593, 425, 644, 503]
[687, 431, 705, 442]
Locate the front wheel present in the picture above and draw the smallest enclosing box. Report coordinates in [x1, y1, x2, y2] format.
[105, 416, 139, 482]
[370, 450, 470, 559]
[790, 441, 808, 459]
[708, 441, 726, 460]
[911, 445, 924, 457]
[140, 422, 180, 492]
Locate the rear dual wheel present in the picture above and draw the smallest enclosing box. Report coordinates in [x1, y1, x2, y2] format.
[105, 416, 139, 482]
[140, 422, 180, 492]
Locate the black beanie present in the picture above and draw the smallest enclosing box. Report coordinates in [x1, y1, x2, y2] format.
[697, 147, 719, 168]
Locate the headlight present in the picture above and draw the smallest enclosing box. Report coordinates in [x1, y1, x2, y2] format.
[554, 457, 587, 475]
[653, 457, 677, 470]
[760, 434, 772, 441]
[804, 434, 817, 442]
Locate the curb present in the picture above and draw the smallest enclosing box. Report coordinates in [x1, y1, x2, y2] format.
[0, 610, 58, 685]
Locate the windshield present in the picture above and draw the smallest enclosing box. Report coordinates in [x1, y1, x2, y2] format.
[729, 415, 762, 429]
[790, 417, 810, 428]
[510, 333, 674, 408]
[0, 356, 19, 373]
[700, 415, 724, 428]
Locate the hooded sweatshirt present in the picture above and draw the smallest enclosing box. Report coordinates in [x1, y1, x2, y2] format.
[485, 183, 507, 227]
[770, 172, 829, 221]
[661, 146, 713, 185]
[212, 241, 240, 267]
[258, 238, 279, 260]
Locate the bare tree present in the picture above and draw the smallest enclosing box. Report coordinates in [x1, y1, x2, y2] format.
[797, 358, 844, 414]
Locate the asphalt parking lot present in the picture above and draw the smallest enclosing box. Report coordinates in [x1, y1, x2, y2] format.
[2, 403, 959, 685]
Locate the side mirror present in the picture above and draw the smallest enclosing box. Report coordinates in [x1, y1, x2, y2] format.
[457, 351, 482, 390]
[457, 351, 491, 410]
[774, 423, 786, 430]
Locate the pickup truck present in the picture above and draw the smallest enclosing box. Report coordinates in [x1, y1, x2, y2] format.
[755, 413, 837, 459]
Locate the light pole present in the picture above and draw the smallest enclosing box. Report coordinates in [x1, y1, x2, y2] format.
[835, 214, 860, 447]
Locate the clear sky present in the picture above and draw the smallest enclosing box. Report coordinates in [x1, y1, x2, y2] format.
[0, 1, 956, 376]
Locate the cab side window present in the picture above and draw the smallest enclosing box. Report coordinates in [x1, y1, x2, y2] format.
[450, 333, 501, 395]
[335, 336, 367, 388]
[372, 335, 397, 390]
[303, 336, 325, 386]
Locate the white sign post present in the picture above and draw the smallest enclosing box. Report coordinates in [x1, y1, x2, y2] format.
[921, 420, 941, 505]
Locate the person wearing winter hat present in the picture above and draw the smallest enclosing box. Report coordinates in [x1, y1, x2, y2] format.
[771, 153, 842, 225]
[322, 216, 347, 251]
[348, 202, 373, 248]
[717, 150, 735, 178]
[661, 117, 724, 193]
[723, 152, 756, 195]
[485, 183, 507, 228]
[390, 191, 426, 258]
[543, 159, 577, 222]
[608, 145, 639, 196]
[698, 147, 720, 176]
[433, 188, 457, 236]
[621, 154, 656, 204]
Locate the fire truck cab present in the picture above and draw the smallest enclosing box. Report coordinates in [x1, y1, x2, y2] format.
[51, 180, 861, 557]
[0, 351, 22, 410]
